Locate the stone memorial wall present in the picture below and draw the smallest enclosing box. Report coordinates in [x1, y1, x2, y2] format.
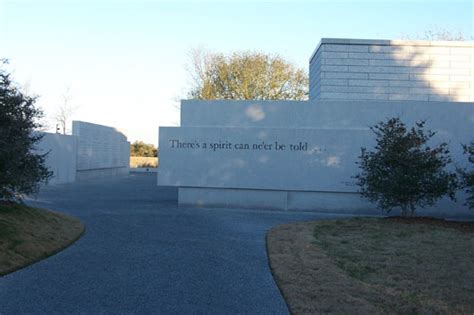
[72, 121, 130, 180]
[158, 99, 473, 217]
[36, 133, 78, 184]
[158, 38, 474, 218]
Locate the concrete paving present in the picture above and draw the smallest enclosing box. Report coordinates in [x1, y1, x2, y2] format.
[0, 173, 348, 314]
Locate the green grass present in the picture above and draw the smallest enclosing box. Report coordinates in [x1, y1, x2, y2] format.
[268, 218, 474, 314]
[312, 218, 474, 313]
[0, 202, 85, 276]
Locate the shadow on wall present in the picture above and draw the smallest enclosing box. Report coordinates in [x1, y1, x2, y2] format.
[312, 40, 473, 102]
[384, 43, 471, 102]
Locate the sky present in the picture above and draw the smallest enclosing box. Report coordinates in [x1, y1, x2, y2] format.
[1, 0, 472, 145]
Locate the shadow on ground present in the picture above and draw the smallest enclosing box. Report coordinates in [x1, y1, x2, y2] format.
[0, 173, 347, 314]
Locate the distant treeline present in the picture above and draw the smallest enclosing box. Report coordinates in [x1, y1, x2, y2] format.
[130, 141, 158, 157]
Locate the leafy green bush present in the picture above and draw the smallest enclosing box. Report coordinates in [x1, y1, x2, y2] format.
[354, 117, 458, 216]
[0, 61, 52, 200]
[459, 142, 474, 208]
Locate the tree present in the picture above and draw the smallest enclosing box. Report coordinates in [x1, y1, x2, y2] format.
[55, 86, 77, 135]
[354, 118, 458, 216]
[130, 141, 157, 157]
[422, 27, 465, 41]
[402, 27, 467, 41]
[459, 142, 474, 208]
[187, 49, 308, 100]
[0, 61, 52, 200]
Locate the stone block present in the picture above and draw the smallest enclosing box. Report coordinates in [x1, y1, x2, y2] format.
[450, 47, 474, 55]
[447, 54, 471, 61]
[348, 79, 390, 87]
[428, 47, 450, 54]
[321, 51, 349, 59]
[369, 45, 413, 54]
[389, 94, 429, 101]
[410, 74, 450, 81]
[429, 68, 471, 75]
[451, 95, 472, 102]
[319, 92, 348, 99]
[348, 66, 423, 74]
[319, 79, 348, 86]
[323, 44, 369, 52]
[324, 72, 369, 79]
[409, 87, 438, 94]
[369, 59, 410, 67]
[389, 80, 428, 87]
[322, 85, 408, 94]
[450, 88, 472, 96]
[429, 95, 452, 101]
[450, 75, 472, 82]
[333, 93, 387, 100]
[450, 61, 471, 69]
[326, 58, 369, 66]
[320, 65, 349, 72]
[370, 73, 410, 80]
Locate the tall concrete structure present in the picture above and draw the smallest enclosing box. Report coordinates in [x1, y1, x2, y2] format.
[310, 39, 473, 102]
[158, 38, 474, 218]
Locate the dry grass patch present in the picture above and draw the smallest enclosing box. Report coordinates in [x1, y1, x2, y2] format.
[0, 202, 85, 276]
[267, 218, 474, 314]
[130, 156, 158, 168]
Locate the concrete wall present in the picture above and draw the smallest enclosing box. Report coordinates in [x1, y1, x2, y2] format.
[159, 38, 473, 217]
[309, 38, 473, 102]
[36, 133, 78, 184]
[159, 99, 474, 218]
[159, 126, 372, 192]
[181, 99, 473, 133]
[72, 121, 130, 180]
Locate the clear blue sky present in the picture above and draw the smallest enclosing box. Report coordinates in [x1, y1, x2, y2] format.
[1, 0, 472, 145]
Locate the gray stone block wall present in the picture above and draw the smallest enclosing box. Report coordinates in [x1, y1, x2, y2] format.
[72, 121, 130, 173]
[309, 39, 473, 102]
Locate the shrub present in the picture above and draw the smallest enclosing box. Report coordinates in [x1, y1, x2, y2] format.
[459, 142, 474, 208]
[0, 61, 52, 200]
[130, 141, 158, 157]
[354, 117, 458, 216]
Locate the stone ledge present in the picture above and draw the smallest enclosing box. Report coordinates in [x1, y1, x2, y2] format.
[310, 38, 474, 64]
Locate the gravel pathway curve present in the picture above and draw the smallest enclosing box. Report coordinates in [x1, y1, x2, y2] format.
[0, 173, 340, 314]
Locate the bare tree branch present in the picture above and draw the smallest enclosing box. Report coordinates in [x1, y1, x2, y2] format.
[55, 86, 78, 134]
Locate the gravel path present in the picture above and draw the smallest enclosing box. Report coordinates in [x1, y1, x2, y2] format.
[0, 173, 341, 314]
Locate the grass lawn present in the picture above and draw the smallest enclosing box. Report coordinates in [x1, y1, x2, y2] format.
[0, 201, 85, 276]
[267, 217, 474, 314]
[130, 156, 158, 168]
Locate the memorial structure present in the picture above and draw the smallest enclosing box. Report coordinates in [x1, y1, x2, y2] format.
[36, 132, 78, 184]
[73, 121, 130, 180]
[158, 38, 474, 217]
[37, 121, 130, 184]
